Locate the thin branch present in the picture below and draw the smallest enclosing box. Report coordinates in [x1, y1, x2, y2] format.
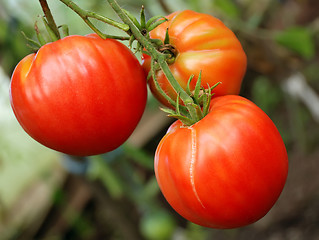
[39, 0, 61, 39]
[58, 0, 130, 40]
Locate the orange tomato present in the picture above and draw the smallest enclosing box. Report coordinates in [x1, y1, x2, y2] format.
[143, 10, 247, 108]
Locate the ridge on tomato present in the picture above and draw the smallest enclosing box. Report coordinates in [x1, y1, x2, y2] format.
[10, 34, 147, 156]
[142, 10, 247, 108]
[154, 95, 288, 229]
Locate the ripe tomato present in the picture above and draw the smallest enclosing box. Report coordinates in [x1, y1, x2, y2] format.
[154, 95, 288, 228]
[143, 10, 247, 108]
[10, 34, 147, 156]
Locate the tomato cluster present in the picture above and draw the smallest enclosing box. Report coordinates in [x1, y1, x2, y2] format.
[9, 9, 288, 229]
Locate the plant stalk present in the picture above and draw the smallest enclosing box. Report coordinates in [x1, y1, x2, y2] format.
[57, 0, 205, 125]
[58, 0, 130, 40]
[106, 0, 194, 107]
[39, 0, 61, 39]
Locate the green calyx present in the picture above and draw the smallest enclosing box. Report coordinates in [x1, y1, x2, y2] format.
[22, 0, 64, 52]
[159, 71, 221, 126]
[121, 6, 219, 126]
[124, 6, 168, 53]
[22, 16, 69, 52]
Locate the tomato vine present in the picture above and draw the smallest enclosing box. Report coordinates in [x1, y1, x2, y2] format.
[10, 0, 288, 230]
[46, 0, 219, 126]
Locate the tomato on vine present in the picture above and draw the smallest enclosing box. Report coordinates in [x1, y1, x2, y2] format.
[142, 10, 247, 108]
[9, 0, 290, 230]
[10, 34, 147, 156]
[154, 95, 288, 228]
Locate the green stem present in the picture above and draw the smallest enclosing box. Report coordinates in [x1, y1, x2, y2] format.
[106, 0, 194, 106]
[150, 59, 177, 108]
[58, 0, 130, 40]
[39, 0, 61, 39]
[150, 60, 190, 117]
[42, 16, 59, 42]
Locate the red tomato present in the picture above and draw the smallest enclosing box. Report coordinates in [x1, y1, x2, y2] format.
[10, 34, 147, 156]
[154, 95, 288, 228]
[143, 10, 247, 108]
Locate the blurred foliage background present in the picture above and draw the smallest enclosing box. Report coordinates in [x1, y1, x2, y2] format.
[0, 0, 319, 239]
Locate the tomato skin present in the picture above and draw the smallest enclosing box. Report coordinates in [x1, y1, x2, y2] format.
[154, 95, 288, 228]
[10, 34, 147, 156]
[143, 10, 247, 108]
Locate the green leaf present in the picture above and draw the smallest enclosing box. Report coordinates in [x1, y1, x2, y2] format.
[275, 26, 315, 59]
[213, 0, 240, 19]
